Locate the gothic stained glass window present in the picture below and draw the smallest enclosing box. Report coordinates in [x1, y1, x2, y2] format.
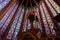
[26, 19, 31, 30]
[42, 2, 56, 35]
[0, 0, 3, 3]
[12, 7, 24, 40]
[40, 4, 50, 35]
[7, 8, 20, 40]
[7, 6, 23, 40]
[45, 0, 57, 17]
[22, 8, 30, 32]
[0, 0, 10, 10]
[0, 3, 16, 28]
[48, 0, 60, 13]
[0, 4, 18, 35]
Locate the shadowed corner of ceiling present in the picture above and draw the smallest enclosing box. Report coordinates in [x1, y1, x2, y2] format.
[17, 0, 41, 8]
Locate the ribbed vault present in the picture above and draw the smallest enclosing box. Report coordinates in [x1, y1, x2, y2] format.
[18, 0, 41, 7]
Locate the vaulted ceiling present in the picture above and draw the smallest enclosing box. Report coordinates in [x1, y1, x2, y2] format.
[18, 0, 41, 7]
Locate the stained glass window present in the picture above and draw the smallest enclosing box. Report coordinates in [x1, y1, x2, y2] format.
[42, 2, 56, 35]
[0, 4, 18, 36]
[48, 0, 60, 13]
[45, 0, 57, 17]
[7, 5, 21, 40]
[26, 19, 31, 30]
[0, 0, 10, 10]
[0, 0, 3, 3]
[0, 3, 16, 28]
[12, 7, 24, 40]
[40, 4, 50, 35]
